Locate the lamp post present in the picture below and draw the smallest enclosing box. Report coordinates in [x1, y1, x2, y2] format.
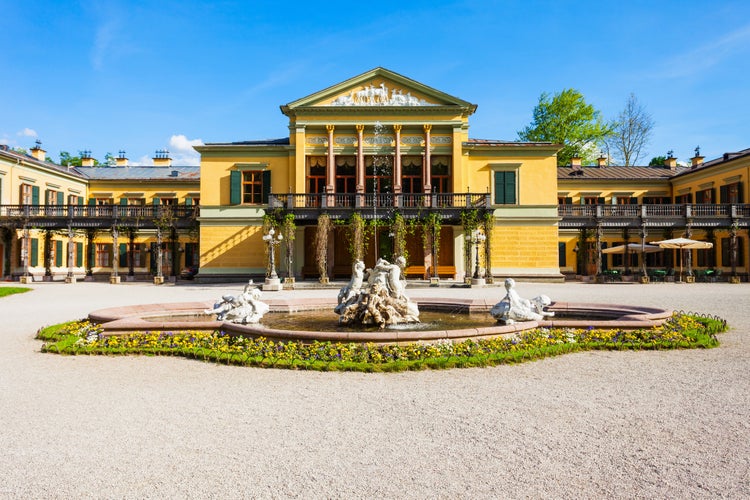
[471, 229, 486, 278]
[262, 227, 283, 290]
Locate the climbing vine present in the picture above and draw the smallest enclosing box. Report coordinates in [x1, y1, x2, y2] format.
[281, 213, 296, 279]
[315, 214, 332, 282]
[483, 212, 494, 282]
[422, 212, 442, 278]
[460, 209, 481, 280]
[347, 212, 367, 262]
[392, 211, 408, 266]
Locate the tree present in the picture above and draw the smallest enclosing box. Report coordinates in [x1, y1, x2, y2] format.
[518, 88, 611, 166]
[649, 156, 667, 166]
[59, 151, 102, 167]
[606, 93, 654, 166]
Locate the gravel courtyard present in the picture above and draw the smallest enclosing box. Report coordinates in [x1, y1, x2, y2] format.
[1, 281, 748, 498]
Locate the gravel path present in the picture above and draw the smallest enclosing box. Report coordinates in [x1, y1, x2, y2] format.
[0, 281, 748, 498]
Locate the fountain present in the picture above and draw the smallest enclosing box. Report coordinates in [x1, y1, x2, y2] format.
[490, 278, 554, 324]
[335, 258, 420, 328]
[203, 282, 270, 324]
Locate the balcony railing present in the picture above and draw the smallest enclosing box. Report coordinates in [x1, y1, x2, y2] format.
[269, 192, 490, 210]
[0, 204, 198, 229]
[558, 203, 750, 227]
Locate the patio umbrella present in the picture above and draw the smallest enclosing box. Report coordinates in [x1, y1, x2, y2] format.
[652, 238, 713, 281]
[602, 243, 663, 277]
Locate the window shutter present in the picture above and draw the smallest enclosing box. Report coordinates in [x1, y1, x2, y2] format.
[230, 170, 241, 205]
[56, 240, 63, 266]
[119, 243, 128, 267]
[505, 171, 516, 204]
[153, 197, 160, 206]
[597, 197, 605, 204]
[565, 197, 572, 204]
[57, 191, 64, 205]
[185, 197, 192, 206]
[711, 188, 716, 204]
[696, 191, 704, 203]
[262, 170, 272, 204]
[78, 196, 84, 206]
[32, 186, 40, 205]
[88, 198, 96, 205]
[558, 242, 566, 267]
[76, 242, 83, 267]
[31, 238, 38, 266]
[120, 198, 128, 206]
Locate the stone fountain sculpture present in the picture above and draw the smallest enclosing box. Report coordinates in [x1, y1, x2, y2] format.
[336, 257, 420, 328]
[204, 282, 270, 324]
[490, 278, 554, 324]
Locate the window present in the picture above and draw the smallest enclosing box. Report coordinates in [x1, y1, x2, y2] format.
[493, 171, 516, 205]
[674, 193, 692, 204]
[401, 157, 423, 194]
[20, 184, 34, 205]
[582, 196, 604, 205]
[335, 157, 357, 194]
[430, 156, 451, 194]
[306, 156, 326, 194]
[721, 237, 745, 267]
[160, 198, 177, 206]
[242, 171, 263, 204]
[95, 244, 111, 267]
[127, 198, 145, 206]
[720, 182, 744, 203]
[558, 197, 572, 205]
[695, 188, 715, 204]
[642, 196, 670, 204]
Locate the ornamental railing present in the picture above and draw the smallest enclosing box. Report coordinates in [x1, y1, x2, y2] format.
[269, 192, 491, 210]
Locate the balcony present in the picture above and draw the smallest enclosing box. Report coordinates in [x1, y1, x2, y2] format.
[558, 204, 750, 229]
[0, 205, 198, 230]
[269, 192, 491, 222]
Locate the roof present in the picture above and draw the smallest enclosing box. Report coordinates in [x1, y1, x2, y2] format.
[202, 138, 290, 147]
[557, 164, 688, 181]
[75, 166, 200, 181]
[0, 145, 87, 180]
[670, 147, 750, 179]
[466, 138, 561, 148]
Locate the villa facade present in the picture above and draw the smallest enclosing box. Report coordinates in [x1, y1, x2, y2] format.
[0, 67, 748, 282]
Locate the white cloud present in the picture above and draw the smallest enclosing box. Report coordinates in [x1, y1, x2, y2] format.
[168, 134, 203, 165]
[18, 128, 38, 138]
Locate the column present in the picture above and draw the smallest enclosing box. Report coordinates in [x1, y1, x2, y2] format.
[423, 124, 432, 193]
[356, 124, 365, 194]
[393, 125, 402, 196]
[326, 125, 335, 193]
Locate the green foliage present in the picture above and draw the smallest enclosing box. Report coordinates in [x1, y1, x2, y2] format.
[315, 214, 332, 281]
[0, 287, 31, 298]
[518, 88, 612, 166]
[347, 212, 367, 261]
[38, 313, 727, 372]
[649, 155, 667, 166]
[391, 212, 408, 265]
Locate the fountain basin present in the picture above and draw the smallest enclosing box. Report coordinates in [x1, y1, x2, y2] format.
[88, 298, 673, 344]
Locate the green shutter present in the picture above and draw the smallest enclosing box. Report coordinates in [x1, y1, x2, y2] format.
[30, 239, 38, 266]
[230, 170, 241, 205]
[56, 240, 63, 266]
[153, 197, 160, 206]
[505, 171, 516, 204]
[185, 197, 192, 206]
[57, 191, 64, 205]
[88, 198, 96, 205]
[597, 197, 605, 204]
[76, 242, 83, 267]
[32, 186, 40, 205]
[262, 170, 271, 204]
[565, 197, 572, 204]
[78, 196, 84, 206]
[119, 243, 128, 267]
[120, 198, 128, 205]
[696, 191, 704, 204]
[494, 172, 503, 204]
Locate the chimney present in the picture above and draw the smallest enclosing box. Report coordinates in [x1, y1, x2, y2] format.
[153, 149, 172, 167]
[80, 150, 95, 167]
[664, 150, 677, 171]
[116, 150, 129, 167]
[30, 140, 46, 161]
[597, 155, 607, 168]
[570, 155, 582, 168]
[691, 146, 704, 168]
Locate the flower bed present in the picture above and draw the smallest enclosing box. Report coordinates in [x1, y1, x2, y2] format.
[37, 313, 727, 372]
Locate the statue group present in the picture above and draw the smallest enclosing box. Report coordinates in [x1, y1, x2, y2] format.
[204, 283, 270, 324]
[335, 257, 420, 328]
[490, 278, 554, 324]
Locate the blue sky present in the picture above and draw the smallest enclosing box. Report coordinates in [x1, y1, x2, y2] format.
[2, 0, 749, 166]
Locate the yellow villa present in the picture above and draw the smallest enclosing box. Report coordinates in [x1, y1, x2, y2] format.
[195, 67, 563, 282]
[1, 68, 748, 284]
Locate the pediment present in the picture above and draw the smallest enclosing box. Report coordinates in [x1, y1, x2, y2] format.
[282, 67, 476, 113]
